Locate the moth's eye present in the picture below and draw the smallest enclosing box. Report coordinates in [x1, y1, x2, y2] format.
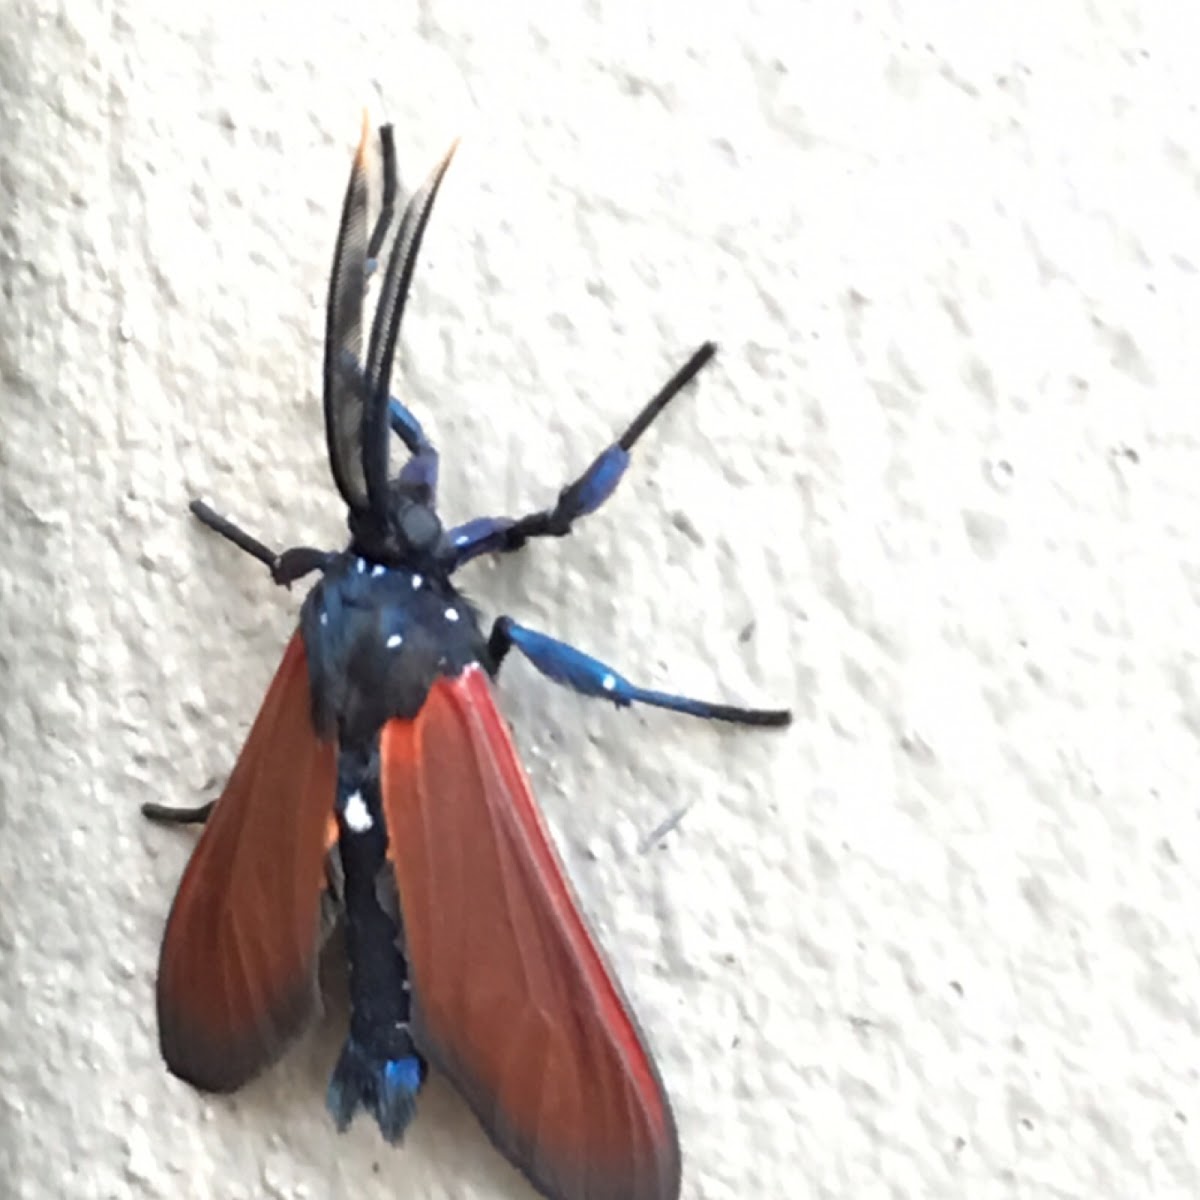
[399, 504, 441, 551]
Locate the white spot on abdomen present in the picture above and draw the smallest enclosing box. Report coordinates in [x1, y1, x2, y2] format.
[344, 790, 372, 833]
[444, 607, 459, 623]
[411, 574, 423, 589]
[387, 633, 403, 649]
[602, 673, 616, 691]
[371, 564, 386, 578]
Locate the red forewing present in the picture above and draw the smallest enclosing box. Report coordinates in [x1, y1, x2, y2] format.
[154, 632, 337, 1092]
[379, 667, 681, 1200]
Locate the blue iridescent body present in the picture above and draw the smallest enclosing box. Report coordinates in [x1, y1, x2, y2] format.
[302, 553, 488, 1135]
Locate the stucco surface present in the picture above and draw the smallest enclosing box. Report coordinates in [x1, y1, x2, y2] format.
[2, 2, 1198, 1198]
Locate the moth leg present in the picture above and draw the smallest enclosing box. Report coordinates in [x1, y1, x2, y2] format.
[189, 500, 334, 586]
[388, 397, 434, 458]
[445, 342, 717, 569]
[487, 615, 791, 728]
[142, 800, 215, 825]
[384, 388, 438, 500]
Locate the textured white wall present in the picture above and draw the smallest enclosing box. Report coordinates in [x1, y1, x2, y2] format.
[2, 1, 1198, 1197]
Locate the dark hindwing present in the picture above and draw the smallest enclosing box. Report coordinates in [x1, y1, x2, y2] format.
[154, 633, 337, 1091]
[377, 669, 680, 1200]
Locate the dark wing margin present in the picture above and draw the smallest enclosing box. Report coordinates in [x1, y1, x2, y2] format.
[154, 632, 337, 1091]
[323, 112, 373, 513]
[378, 667, 681, 1200]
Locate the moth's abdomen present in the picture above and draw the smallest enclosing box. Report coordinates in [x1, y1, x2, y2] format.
[327, 744, 425, 1141]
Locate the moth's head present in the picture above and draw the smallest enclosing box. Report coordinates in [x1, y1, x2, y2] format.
[347, 467, 444, 565]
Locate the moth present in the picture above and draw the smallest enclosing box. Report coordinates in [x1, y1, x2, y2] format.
[144, 117, 791, 1200]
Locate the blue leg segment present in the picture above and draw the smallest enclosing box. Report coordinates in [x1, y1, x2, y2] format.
[335, 347, 437, 465]
[388, 396, 431, 456]
[447, 342, 717, 569]
[488, 616, 791, 728]
[331, 348, 440, 499]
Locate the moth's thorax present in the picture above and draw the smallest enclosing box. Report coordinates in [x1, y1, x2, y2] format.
[300, 551, 487, 743]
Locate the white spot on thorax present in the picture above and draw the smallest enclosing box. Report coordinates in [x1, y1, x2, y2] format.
[411, 574, 423, 589]
[386, 633, 403, 649]
[444, 607, 459, 623]
[356, 558, 366, 574]
[602, 673, 616, 691]
[371, 564, 386, 578]
[344, 790, 372, 833]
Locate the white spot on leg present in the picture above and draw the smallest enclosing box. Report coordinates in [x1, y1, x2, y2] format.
[344, 790, 372, 833]
[602, 673, 616, 691]
[454, 534, 469, 546]
[444, 607, 459, 623]
[387, 633, 403, 649]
